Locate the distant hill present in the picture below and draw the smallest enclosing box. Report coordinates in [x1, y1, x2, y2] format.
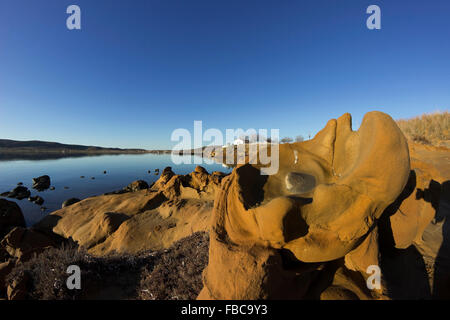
[0, 139, 148, 152]
[0, 139, 128, 151]
[0, 139, 168, 159]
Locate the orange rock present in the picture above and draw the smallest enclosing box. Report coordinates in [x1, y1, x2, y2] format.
[200, 111, 411, 299]
[34, 167, 227, 256]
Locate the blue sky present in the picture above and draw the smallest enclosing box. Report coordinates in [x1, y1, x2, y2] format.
[1, 0, 449, 149]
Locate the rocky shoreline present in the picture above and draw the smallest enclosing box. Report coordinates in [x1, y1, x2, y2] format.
[0, 164, 227, 299]
[0, 112, 449, 300]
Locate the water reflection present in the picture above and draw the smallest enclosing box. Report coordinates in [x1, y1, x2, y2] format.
[0, 154, 231, 226]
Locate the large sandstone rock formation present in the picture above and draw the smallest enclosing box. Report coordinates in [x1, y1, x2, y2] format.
[4, 111, 444, 300]
[35, 166, 226, 255]
[199, 111, 412, 299]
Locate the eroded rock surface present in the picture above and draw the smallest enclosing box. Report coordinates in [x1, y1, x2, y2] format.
[199, 111, 413, 299]
[35, 166, 226, 256]
[4, 111, 446, 300]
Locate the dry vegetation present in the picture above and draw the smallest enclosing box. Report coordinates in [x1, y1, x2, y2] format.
[397, 111, 449, 147]
[6, 232, 209, 300]
[138, 232, 209, 300]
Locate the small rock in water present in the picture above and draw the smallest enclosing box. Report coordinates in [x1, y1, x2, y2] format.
[80, 176, 85, 179]
[28, 196, 44, 206]
[50, 186, 55, 190]
[103, 171, 107, 174]
[147, 170, 151, 174]
[7, 186, 31, 200]
[91, 177, 95, 180]
[32, 175, 51, 191]
[64, 186, 69, 190]
[40, 206, 47, 212]
[35, 196, 44, 205]
[17, 182, 23, 186]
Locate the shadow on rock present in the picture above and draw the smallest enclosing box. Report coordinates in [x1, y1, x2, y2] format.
[428, 180, 450, 299]
[378, 170, 432, 299]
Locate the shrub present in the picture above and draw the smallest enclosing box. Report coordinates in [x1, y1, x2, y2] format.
[397, 111, 449, 146]
[280, 137, 293, 144]
[6, 243, 88, 300]
[6, 232, 209, 300]
[138, 232, 209, 300]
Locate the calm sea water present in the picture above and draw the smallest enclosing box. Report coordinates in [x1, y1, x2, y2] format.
[0, 154, 232, 226]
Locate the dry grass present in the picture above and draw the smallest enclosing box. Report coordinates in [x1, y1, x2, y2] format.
[138, 232, 209, 300]
[6, 243, 146, 300]
[397, 111, 449, 147]
[6, 232, 209, 300]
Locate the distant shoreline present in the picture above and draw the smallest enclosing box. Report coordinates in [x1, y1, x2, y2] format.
[0, 148, 172, 154]
[0, 139, 173, 160]
[0, 149, 173, 161]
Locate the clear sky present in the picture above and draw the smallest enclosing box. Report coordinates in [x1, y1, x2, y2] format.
[1, 0, 449, 149]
